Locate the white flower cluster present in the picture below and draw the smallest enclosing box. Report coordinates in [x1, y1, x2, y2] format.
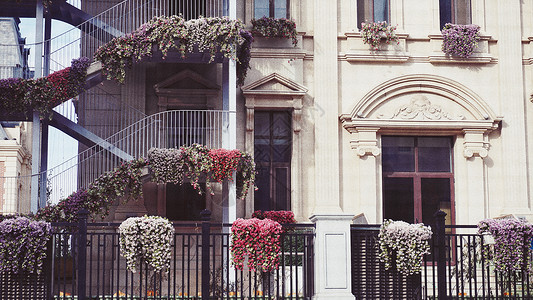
[119, 216, 174, 273]
[378, 219, 432, 276]
[147, 148, 184, 184]
[184, 17, 244, 62]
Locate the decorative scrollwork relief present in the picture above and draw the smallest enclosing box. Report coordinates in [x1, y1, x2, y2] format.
[378, 95, 466, 120]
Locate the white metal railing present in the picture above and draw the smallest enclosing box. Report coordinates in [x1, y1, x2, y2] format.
[0, 109, 234, 205]
[46, 0, 229, 73]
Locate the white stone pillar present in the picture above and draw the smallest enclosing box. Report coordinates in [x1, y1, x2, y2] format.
[31, 0, 44, 213]
[352, 128, 381, 223]
[310, 214, 355, 300]
[463, 129, 488, 222]
[313, 0, 341, 214]
[497, 0, 530, 214]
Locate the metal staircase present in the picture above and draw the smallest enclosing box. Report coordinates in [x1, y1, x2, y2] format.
[0, 0, 235, 210]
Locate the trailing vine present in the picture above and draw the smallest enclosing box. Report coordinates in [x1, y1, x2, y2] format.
[94, 16, 252, 86]
[0, 57, 90, 119]
[378, 219, 433, 276]
[119, 216, 174, 273]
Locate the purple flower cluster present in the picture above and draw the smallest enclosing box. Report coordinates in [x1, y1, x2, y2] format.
[0, 57, 90, 119]
[441, 23, 480, 58]
[0, 217, 51, 274]
[478, 218, 533, 274]
[36, 158, 148, 223]
[251, 17, 298, 46]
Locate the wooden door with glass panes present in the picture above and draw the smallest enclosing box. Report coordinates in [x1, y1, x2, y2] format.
[254, 111, 291, 211]
[381, 136, 454, 225]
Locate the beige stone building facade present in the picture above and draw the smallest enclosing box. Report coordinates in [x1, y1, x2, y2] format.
[72, 0, 533, 227]
[3, 1, 533, 228]
[236, 0, 533, 225]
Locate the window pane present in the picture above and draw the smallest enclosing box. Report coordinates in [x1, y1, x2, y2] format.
[254, 166, 271, 211]
[421, 178, 451, 225]
[274, 167, 290, 210]
[439, 0, 452, 29]
[357, 0, 374, 28]
[254, 139, 270, 162]
[272, 112, 291, 137]
[418, 137, 452, 172]
[254, 0, 270, 18]
[373, 0, 389, 23]
[382, 136, 415, 172]
[454, 0, 471, 24]
[274, 0, 288, 18]
[254, 111, 270, 137]
[383, 177, 414, 222]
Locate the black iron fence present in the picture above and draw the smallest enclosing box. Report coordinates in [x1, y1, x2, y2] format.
[351, 211, 533, 299]
[1, 210, 315, 300]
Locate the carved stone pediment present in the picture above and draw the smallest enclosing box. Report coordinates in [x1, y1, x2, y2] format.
[241, 73, 307, 97]
[341, 74, 501, 135]
[377, 95, 466, 120]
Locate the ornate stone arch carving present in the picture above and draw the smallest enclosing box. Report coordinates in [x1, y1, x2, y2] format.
[340, 74, 501, 158]
[341, 74, 502, 223]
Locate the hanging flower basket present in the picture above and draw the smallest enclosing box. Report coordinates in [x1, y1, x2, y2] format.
[94, 16, 252, 86]
[0, 217, 51, 275]
[441, 23, 481, 58]
[360, 21, 399, 51]
[0, 57, 90, 119]
[230, 218, 283, 272]
[378, 219, 432, 276]
[119, 216, 174, 273]
[251, 17, 298, 46]
[478, 218, 533, 275]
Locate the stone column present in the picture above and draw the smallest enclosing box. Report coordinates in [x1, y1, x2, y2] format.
[310, 214, 355, 300]
[463, 129, 488, 222]
[352, 128, 381, 223]
[497, 1, 530, 214]
[313, 0, 342, 214]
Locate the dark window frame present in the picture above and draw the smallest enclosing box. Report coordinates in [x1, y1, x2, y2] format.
[254, 110, 292, 212]
[357, 0, 390, 29]
[381, 136, 456, 226]
[439, 0, 472, 29]
[254, 0, 290, 19]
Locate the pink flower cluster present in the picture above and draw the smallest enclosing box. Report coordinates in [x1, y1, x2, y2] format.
[252, 210, 296, 225]
[209, 148, 242, 182]
[230, 218, 283, 272]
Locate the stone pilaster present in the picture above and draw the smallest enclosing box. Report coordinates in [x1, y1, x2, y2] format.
[313, 0, 341, 214]
[497, 1, 530, 214]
